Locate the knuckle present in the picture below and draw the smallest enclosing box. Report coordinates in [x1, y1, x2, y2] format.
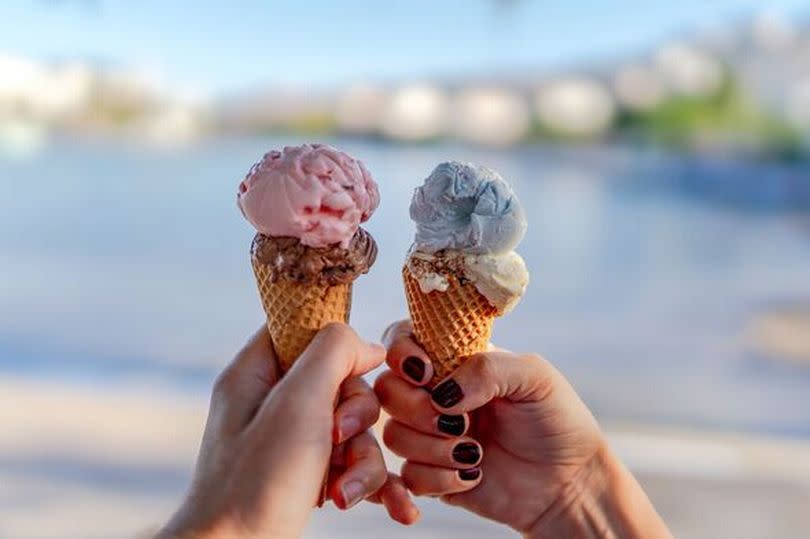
[382, 319, 412, 347]
[342, 375, 366, 392]
[212, 367, 237, 397]
[472, 353, 498, 381]
[521, 352, 551, 375]
[522, 352, 549, 369]
[520, 353, 555, 396]
[355, 394, 382, 426]
[319, 321, 355, 341]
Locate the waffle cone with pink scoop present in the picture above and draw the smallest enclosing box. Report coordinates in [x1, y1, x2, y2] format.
[237, 143, 379, 504]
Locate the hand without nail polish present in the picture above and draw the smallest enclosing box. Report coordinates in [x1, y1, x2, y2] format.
[337, 416, 361, 443]
[340, 480, 365, 509]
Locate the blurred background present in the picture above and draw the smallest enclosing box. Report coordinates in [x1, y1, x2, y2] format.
[1, 1, 810, 537]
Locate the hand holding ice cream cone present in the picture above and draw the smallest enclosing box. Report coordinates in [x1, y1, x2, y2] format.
[237, 143, 380, 505]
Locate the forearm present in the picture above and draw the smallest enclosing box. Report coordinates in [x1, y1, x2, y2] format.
[526, 444, 672, 539]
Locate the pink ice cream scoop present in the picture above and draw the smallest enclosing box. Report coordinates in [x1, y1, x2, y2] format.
[237, 144, 380, 248]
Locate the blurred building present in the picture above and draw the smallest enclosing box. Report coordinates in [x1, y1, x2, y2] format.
[450, 87, 530, 146]
[335, 84, 388, 135]
[654, 43, 723, 97]
[612, 64, 667, 112]
[534, 78, 616, 138]
[0, 54, 92, 120]
[378, 83, 448, 141]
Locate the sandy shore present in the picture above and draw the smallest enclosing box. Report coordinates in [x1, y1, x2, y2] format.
[1, 378, 808, 539]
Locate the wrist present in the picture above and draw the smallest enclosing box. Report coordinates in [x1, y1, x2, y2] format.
[156, 488, 303, 539]
[155, 499, 250, 539]
[524, 442, 671, 539]
[155, 514, 236, 539]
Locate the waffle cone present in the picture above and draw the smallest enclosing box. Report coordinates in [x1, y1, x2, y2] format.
[403, 265, 498, 387]
[252, 257, 352, 507]
[252, 258, 352, 372]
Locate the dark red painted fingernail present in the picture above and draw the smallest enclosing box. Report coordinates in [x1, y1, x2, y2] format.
[437, 414, 465, 436]
[402, 356, 426, 383]
[432, 378, 463, 408]
[452, 442, 481, 464]
[458, 467, 481, 481]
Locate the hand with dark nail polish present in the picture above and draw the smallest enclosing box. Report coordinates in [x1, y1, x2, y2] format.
[377, 319, 672, 539]
[437, 415, 466, 436]
[452, 442, 481, 465]
[431, 378, 463, 408]
[402, 356, 426, 383]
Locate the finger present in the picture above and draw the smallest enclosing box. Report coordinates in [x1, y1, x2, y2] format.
[429, 352, 557, 415]
[276, 323, 386, 414]
[401, 461, 482, 496]
[375, 370, 468, 437]
[330, 431, 388, 510]
[330, 441, 347, 468]
[383, 420, 482, 469]
[334, 377, 381, 444]
[207, 325, 281, 436]
[381, 319, 433, 386]
[367, 473, 421, 526]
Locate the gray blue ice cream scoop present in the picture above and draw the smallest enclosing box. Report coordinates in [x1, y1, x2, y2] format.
[409, 161, 527, 256]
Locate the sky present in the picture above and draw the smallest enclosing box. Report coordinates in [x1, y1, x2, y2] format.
[0, 0, 808, 96]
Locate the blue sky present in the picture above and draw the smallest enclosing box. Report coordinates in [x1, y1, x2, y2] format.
[1, 0, 807, 95]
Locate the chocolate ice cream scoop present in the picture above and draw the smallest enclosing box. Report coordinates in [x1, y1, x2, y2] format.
[251, 227, 377, 286]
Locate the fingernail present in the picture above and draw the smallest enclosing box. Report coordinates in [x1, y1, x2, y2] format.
[452, 442, 481, 464]
[402, 356, 426, 383]
[458, 467, 481, 481]
[432, 378, 463, 408]
[437, 414, 466, 436]
[341, 480, 365, 509]
[338, 416, 361, 443]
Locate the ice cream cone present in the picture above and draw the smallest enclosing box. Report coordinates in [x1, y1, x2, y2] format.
[403, 265, 498, 387]
[237, 144, 380, 508]
[252, 258, 353, 372]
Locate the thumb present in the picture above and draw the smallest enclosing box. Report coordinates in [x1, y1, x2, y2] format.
[277, 323, 385, 412]
[428, 351, 557, 414]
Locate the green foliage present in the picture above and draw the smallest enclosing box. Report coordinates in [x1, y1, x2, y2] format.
[620, 77, 804, 160]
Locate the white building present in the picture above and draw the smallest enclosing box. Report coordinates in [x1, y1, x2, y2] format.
[534, 78, 616, 137]
[379, 83, 447, 141]
[450, 87, 530, 146]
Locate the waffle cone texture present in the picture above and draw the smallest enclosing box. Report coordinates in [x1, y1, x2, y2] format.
[403, 265, 498, 387]
[252, 258, 353, 372]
